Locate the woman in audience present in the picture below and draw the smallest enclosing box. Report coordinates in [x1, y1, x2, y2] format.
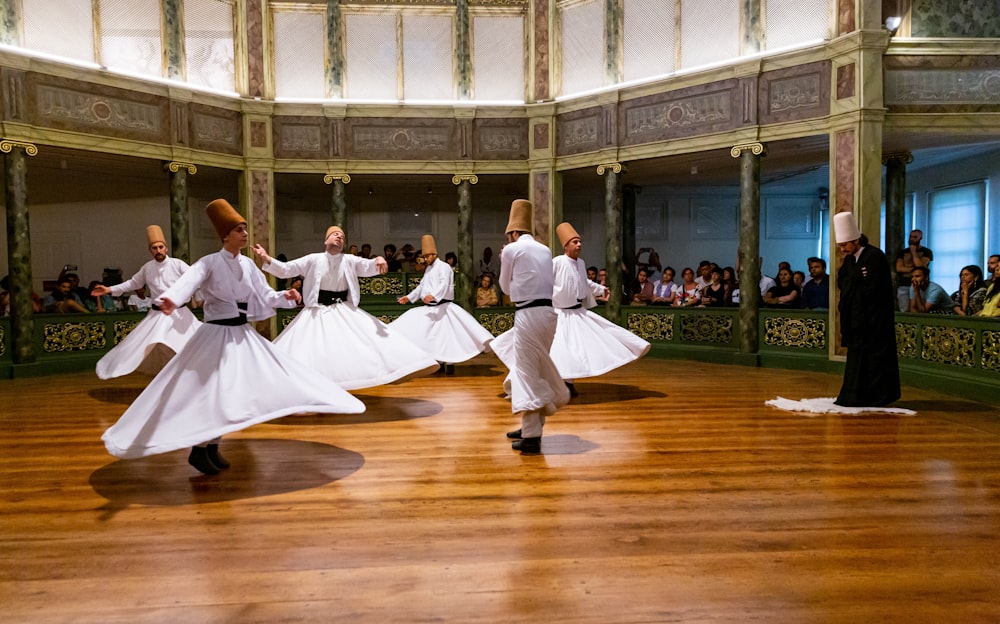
[84, 280, 117, 312]
[763, 267, 800, 308]
[722, 266, 738, 306]
[475, 273, 499, 308]
[631, 268, 654, 305]
[951, 265, 987, 316]
[652, 266, 678, 305]
[700, 266, 726, 307]
[673, 267, 701, 307]
[978, 262, 1000, 317]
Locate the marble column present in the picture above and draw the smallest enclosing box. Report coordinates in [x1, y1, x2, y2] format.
[455, 0, 471, 100]
[741, 0, 763, 54]
[3, 140, 38, 365]
[530, 0, 550, 102]
[604, 0, 622, 85]
[0, 0, 18, 45]
[326, 0, 344, 98]
[599, 163, 623, 325]
[883, 152, 912, 281]
[621, 184, 638, 295]
[163, 0, 184, 81]
[167, 162, 196, 263]
[325, 174, 350, 229]
[453, 174, 477, 310]
[731, 142, 765, 358]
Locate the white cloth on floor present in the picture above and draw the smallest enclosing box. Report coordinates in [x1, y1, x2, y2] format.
[765, 396, 915, 416]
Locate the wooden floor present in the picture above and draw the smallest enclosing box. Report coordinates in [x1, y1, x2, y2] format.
[2, 355, 1000, 623]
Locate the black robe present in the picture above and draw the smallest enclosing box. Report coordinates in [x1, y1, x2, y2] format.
[836, 245, 901, 406]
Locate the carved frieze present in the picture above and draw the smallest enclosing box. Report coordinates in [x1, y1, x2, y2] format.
[360, 275, 405, 296]
[42, 322, 107, 352]
[273, 116, 328, 159]
[627, 312, 673, 341]
[32, 77, 169, 142]
[344, 118, 457, 160]
[190, 104, 242, 155]
[885, 69, 1000, 106]
[477, 311, 514, 336]
[758, 61, 831, 125]
[895, 322, 918, 359]
[617, 80, 740, 148]
[763, 316, 826, 349]
[921, 325, 976, 367]
[113, 320, 141, 345]
[557, 109, 601, 155]
[473, 119, 528, 160]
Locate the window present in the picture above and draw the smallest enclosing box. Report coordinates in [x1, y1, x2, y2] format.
[184, 0, 236, 92]
[927, 181, 987, 294]
[99, 0, 163, 78]
[472, 15, 525, 102]
[22, 0, 95, 64]
[273, 8, 325, 99]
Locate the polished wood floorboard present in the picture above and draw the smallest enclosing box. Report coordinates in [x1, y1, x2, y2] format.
[2, 355, 1000, 623]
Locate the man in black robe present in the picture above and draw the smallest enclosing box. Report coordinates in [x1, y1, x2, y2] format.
[833, 212, 900, 407]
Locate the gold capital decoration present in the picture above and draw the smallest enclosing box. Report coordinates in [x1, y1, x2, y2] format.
[451, 174, 479, 185]
[165, 161, 197, 174]
[596, 162, 623, 175]
[0, 140, 38, 156]
[324, 173, 351, 184]
[730, 142, 766, 158]
[881, 151, 914, 166]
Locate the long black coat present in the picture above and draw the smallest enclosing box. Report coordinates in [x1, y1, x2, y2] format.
[836, 245, 901, 407]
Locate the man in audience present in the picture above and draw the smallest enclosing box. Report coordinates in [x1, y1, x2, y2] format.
[384, 243, 402, 272]
[800, 257, 829, 309]
[478, 246, 500, 279]
[987, 254, 999, 286]
[360, 243, 373, 259]
[694, 260, 712, 288]
[908, 266, 951, 313]
[43, 278, 89, 313]
[894, 228, 932, 312]
[587, 266, 598, 282]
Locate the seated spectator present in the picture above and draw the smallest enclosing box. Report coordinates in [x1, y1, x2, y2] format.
[384, 244, 402, 272]
[475, 274, 499, 307]
[700, 267, 726, 307]
[652, 266, 679, 305]
[1, 275, 42, 315]
[360, 243, 372, 259]
[988, 254, 999, 287]
[763, 268, 800, 308]
[399, 244, 417, 272]
[951, 265, 987, 316]
[979, 262, 1000, 317]
[43, 277, 89, 313]
[444, 252, 458, 270]
[478, 246, 499, 279]
[84, 280, 116, 312]
[800, 257, 830, 309]
[127, 286, 152, 312]
[694, 260, 712, 288]
[348, 244, 360, 256]
[908, 266, 951, 313]
[587, 266, 598, 282]
[595, 268, 610, 304]
[631, 268, 654, 305]
[674, 267, 701, 307]
[722, 266, 738, 306]
[792, 270, 806, 290]
[288, 276, 305, 307]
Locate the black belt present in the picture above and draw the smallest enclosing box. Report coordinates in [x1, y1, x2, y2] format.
[561, 303, 583, 310]
[151, 304, 161, 311]
[318, 289, 349, 306]
[515, 299, 552, 310]
[208, 302, 248, 326]
[426, 298, 452, 306]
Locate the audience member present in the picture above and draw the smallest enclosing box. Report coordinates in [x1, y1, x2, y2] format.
[694, 260, 712, 288]
[800, 257, 830, 309]
[674, 267, 701, 307]
[595, 268, 610, 304]
[84, 280, 116, 312]
[384, 244, 402, 272]
[630, 268, 654, 305]
[763, 268, 800, 308]
[987, 254, 999, 286]
[721, 266, 738, 306]
[1, 275, 42, 315]
[478, 246, 499, 279]
[979, 262, 1000, 317]
[586, 266, 598, 282]
[950, 265, 987, 316]
[348, 244, 360, 256]
[399, 244, 418, 272]
[792, 270, 805, 289]
[908, 265, 951, 313]
[700, 267, 726, 307]
[894, 228, 932, 312]
[444, 252, 458, 270]
[43, 277, 89, 313]
[360, 243, 372, 259]
[127, 286, 152, 312]
[475, 274, 499, 307]
[652, 266, 678, 305]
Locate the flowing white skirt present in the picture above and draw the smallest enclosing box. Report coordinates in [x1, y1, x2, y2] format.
[390, 302, 493, 363]
[505, 306, 570, 414]
[492, 308, 650, 380]
[273, 305, 439, 390]
[102, 322, 365, 459]
[96, 307, 202, 379]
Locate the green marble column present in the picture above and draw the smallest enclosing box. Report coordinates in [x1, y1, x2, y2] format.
[326, 0, 344, 98]
[327, 176, 348, 229]
[164, 0, 184, 81]
[0, 0, 18, 45]
[455, 0, 471, 100]
[622, 184, 638, 297]
[168, 164, 192, 263]
[454, 175, 476, 310]
[4, 142, 37, 364]
[741, 0, 763, 54]
[605, 0, 622, 85]
[600, 163, 623, 325]
[733, 143, 764, 357]
[883, 152, 912, 279]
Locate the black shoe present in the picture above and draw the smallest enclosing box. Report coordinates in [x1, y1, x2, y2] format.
[207, 443, 230, 469]
[445, 364, 455, 375]
[435, 363, 446, 374]
[512, 437, 541, 454]
[188, 446, 220, 475]
[565, 382, 579, 397]
[506, 429, 522, 439]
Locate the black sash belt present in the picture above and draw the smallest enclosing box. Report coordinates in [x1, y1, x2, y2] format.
[318, 289, 349, 306]
[151, 304, 161, 311]
[516, 299, 552, 310]
[426, 298, 453, 306]
[561, 303, 583, 310]
[208, 302, 248, 326]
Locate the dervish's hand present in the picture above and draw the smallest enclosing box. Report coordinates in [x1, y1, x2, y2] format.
[398, 296, 410, 304]
[251, 244, 271, 264]
[158, 298, 177, 315]
[91, 284, 111, 297]
[284, 288, 302, 302]
[422, 294, 435, 304]
[375, 256, 389, 274]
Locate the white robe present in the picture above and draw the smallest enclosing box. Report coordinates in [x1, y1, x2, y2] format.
[102, 249, 364, 459]
[95, 257, 202, 379]
[493, 254, 650, 380]
[391, 259, 493, 363]
[263, 252, 438, 390]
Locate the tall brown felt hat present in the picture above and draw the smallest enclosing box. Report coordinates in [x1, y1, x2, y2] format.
[146, 225, 166, 247]
[206, 199, 246, 239]
[505, 199, 533, 234]
[326, 225, 345, 240]
[421, 234, 438, 256]
[556, 222, 580, 248]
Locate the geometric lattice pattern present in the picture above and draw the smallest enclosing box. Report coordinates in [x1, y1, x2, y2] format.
[477, 311, 514, 337]
[360, 275, 405, 296]
[680, 313, 733, 344]
[982, 330, 1000, 371]
[921, 325, 976, 367]
[627, 312, 673, 341]
[763, 316, 826, 349]
[113, 319, 142, 345]
[896, 322, 918, 359]
[42, 322, 107, 353]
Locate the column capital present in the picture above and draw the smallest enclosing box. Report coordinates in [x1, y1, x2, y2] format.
[165, 161, 197, 174]
[324, 173, 351, 184]
[881, 151, 913, 165]
[452, 173, 478, 185]
[0, 140, 38, 156]
[596, 162, 623, 175]
[730, 142, 766, 158]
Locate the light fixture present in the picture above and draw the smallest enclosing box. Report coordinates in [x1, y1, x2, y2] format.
[367, 185, 374, 195]
[885, 16, 902, 36]
[426, 185, 433, 195]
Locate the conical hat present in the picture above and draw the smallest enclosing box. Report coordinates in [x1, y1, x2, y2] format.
[834, 212, 862, 243]
[205, 199, 246, 240]
[146, 225, 165, 246]
[556, 222, 580, 248]
[421, 234, 438, 256]
[505, 199, 533, 234]
[325, 225, 345, 240]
